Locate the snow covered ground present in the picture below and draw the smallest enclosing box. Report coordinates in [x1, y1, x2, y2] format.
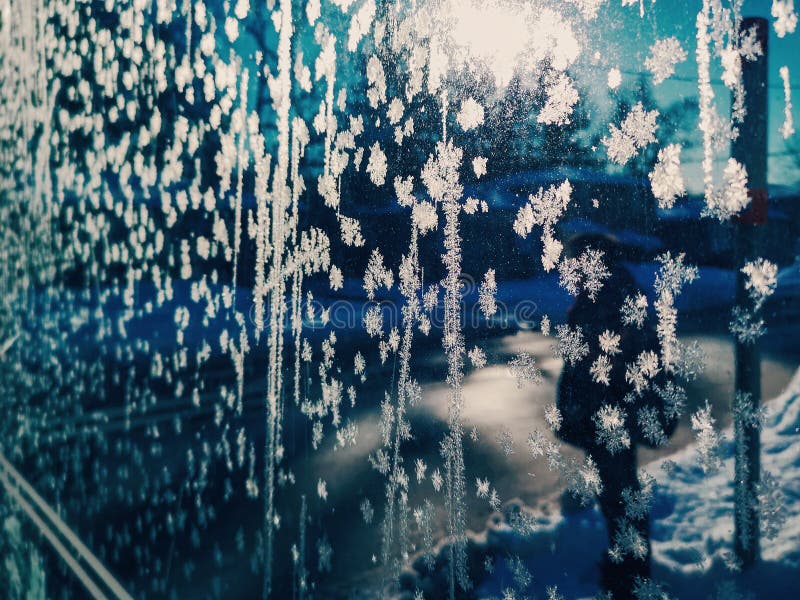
[401, 368, 800, 599]
[645, 366, 800, 597]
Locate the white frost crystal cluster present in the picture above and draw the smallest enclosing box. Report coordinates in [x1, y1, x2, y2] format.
[558, 248, 610, 300]
[772, 0, 798, 37]
[514, 180, 572, 271]
[593, 404, 630, 454]
[607, 67, 622, 89]
[472, 156, 488, 179]
[468, 346, 487, 369]
[780, 66, 795, 139]
[538, 73, 579, 125]
[554, 324, 590, 366]
[741, 258, 778, 310]
[366, 142, 387, 186]
[479, 269, 498, 318]
[708, 158, 749, 220]
[509, 352, 543, 388]
[456, 97, 485, 131]
[649, 143, 686, 209]
[603, 102, 659, 165]
[690, 402, 724, 474]
[645, 37, 687, 85]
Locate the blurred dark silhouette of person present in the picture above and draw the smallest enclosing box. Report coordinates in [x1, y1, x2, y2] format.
[555, 233, 677, 599]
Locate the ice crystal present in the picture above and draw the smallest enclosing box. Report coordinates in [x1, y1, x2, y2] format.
[637, 406, 668, 447]
[603, 102, 659, 165]
[564, 455, 603, 505]
[547, 586, 566, 600]
[741, 258, 778, 310]
[484, 555, 495, 574]
[509, 555, 532, 589]
[593, 404, 631, 454]
[329, 265, 344, 291]
[608, 67, 622, 89]
[538, 73, 580, 126]
[415, 459, 427, 483]
[366, 55, 387, 108]
[772, 0, 798, 37]
[654, 253, 698, 371]
[757, 471, 788, 540]
[645, 37, 688, 85]
[655, 251, 698, 297]
[317, 537, 333, 573]
[707, 158, 749, 220]
[527, 430, 548, 459]
[488, 488, 502, 511]
[610, 521, 649, 562]
[363, 249, 394, 300]
[599, 330, 621, 355]
[674, 341, 708, 381]
[394, 175, 415, 207]
[306, 0, 321, 24]
[509, 352, 544, 387]
[476, 477, 490, 499]
[654, 381, 687, 421]
[508, 508, 538, 538]
[649, 144, 686, 209]
[729, 306, 765, 344]
[387, 97, 405, 126]
[540, 315, 551, 336]
[554, 324, 590, 366]
[317, 478, 328, 502]
[468, 346, 487, 369]
[472, 156, 488, 179]
[364, 305, 384, 338]
[479, 269, 498, 318]
[413, 201, 438, 234]
[456, 97, 485, 131]
[690, 401, 724, 474]
[366, 142, 387, 186]
[421, 141, 464, 204]
[590, 354, 613, 386]
[558, 248, 610, 300]
[780, 66, 795, 139]
[734, 391, 767, 431]
[470, 426, 480, 443]
[497, 429, 515, 456]
[544, 404, 563, 432]
[625, 350, 660, 395]
[513, 180, 572, 271]
[431, 469, 443, 492]
[340, 215, 365, 247]
[622, 0, 652, 18]
[354, 351, 366, 376]
[5, 1, 793, 597]
[336, 420, 359, 448]
[622, 471, 656, 520]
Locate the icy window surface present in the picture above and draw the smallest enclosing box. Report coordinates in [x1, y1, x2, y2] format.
[0, 1, 799, 599]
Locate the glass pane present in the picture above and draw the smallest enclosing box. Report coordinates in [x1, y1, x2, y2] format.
[0, 1, 798, 599]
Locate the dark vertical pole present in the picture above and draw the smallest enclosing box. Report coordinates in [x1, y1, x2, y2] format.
[731, 16, 768, 569]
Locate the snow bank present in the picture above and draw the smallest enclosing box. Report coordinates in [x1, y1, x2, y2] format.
[400, 369, 800, 599]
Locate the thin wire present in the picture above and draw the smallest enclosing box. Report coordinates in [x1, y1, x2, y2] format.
[619, 69, 800, 91]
